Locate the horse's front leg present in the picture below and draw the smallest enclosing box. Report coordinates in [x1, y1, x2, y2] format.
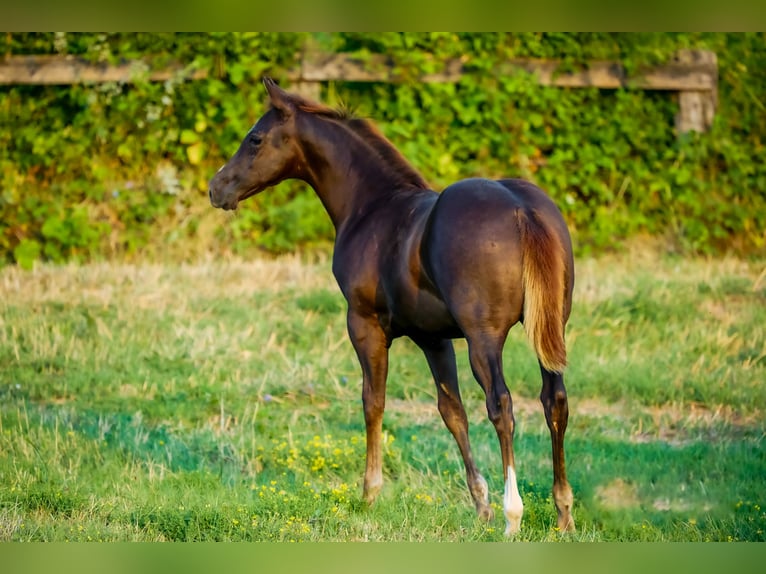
[347, 310, 390, 505]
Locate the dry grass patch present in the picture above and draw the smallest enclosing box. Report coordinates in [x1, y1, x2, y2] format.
[595, 478, 640, 510]
[0, 254, 336, 309]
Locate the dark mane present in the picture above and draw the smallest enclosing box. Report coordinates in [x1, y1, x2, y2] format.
[344, 118, 430, 190]
[283, 91, 430, 191]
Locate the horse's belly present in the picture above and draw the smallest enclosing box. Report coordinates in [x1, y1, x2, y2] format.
[389, 286, 463, 340]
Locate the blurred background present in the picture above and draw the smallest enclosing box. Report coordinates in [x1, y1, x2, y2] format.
[1, 32, 764, 267]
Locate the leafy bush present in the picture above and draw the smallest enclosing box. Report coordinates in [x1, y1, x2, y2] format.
[1, 33, 764, 266]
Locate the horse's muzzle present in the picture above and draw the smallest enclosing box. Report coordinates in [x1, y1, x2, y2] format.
[208, 180, 237, 210]
[210, 192, 237, 211]
[208, 186, 223, 209]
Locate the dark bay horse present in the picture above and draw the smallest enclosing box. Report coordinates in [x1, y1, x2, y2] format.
[209, 78, 575, 535]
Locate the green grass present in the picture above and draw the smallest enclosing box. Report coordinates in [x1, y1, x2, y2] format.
[1, 250, 765, 541]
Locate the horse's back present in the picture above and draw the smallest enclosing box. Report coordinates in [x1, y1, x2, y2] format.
[425, 176, 567, 255]
[421, 177, 572, 333]
[436, 177, 565, 223]
[430, 177, 572, 272]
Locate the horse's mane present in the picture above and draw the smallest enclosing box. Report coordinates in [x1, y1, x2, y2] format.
[283, 91, 430, 191]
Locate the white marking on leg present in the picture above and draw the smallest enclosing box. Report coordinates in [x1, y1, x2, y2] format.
[475, 474, 489, 505]
[503, 465, 524, 535]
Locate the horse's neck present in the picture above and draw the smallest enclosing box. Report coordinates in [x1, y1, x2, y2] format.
[299, 120, 400, 231]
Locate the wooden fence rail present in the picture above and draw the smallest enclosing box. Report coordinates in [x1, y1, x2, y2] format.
[0, 49, 718, 133]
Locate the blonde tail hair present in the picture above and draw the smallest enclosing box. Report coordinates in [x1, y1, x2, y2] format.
[517, 209, 568, 373]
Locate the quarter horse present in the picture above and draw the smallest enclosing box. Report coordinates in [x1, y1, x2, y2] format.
[209, 78, 576, 535]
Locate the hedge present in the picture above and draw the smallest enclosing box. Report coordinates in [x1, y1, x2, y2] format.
[2, 33, 765, 268]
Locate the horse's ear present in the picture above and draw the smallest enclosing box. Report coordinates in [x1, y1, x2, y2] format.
[263, 77, 294, 118]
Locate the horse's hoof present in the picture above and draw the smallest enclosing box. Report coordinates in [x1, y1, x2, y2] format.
[504, 518, 521, 536]
[557, 514, 576, 533]
[477, 505, 494, 522]
[363, 484, 382, 506]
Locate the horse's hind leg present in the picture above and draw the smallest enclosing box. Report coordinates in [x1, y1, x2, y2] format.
[416, 337, 493, 521]
[539, 364, 575, 531]
[466, 334, 524, 535]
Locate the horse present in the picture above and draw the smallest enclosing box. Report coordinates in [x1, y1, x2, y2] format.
[209, 78, 576, 535]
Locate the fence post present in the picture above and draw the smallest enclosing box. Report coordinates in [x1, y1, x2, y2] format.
[674, 49, 718, 134]
[290, 38, 321, 102]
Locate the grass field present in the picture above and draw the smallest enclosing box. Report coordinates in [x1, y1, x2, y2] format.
[1, 247, 764, 541]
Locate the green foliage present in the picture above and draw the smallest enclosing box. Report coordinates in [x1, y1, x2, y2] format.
[2, 33, 765, 266]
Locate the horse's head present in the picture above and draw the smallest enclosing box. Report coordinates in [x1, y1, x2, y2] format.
[209, 78, 301, 211]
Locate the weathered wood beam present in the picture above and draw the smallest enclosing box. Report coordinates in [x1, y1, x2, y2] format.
[289, 51, 718, 92]
[0, 55, 207, 84]
[0, 51, 717, 92]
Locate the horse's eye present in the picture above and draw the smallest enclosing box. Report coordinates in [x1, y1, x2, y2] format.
[248, 134, 263, 147]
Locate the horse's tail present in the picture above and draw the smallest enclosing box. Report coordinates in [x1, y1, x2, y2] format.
[517, 208, 568, 374]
